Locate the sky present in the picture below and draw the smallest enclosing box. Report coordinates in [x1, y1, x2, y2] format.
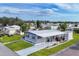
[0, 3, 79, 21]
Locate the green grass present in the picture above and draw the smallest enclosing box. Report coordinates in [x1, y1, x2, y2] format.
[5, 40, 32, 51]
[0, 34, 32, 51]
[0, 35, 22, 43]
[29, 33, 79, 56]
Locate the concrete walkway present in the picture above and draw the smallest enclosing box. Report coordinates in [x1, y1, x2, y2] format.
[0, 43, 18, 56]
[16, 42, 56, 56]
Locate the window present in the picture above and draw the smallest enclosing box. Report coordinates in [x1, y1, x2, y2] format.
[27, 34, 29, 38]
[32, 36, 35, 39]
[38, 36, 41, 39]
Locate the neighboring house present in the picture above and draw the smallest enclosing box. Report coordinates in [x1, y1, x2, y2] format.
[51, 25, 58, 30]
[0, 24, 4, 31]
[41, 23, 59, 30]
[29, 26, 36, 30]
[51, 24, 59, 30]
[67, 23, 79, 30]
[29, 23, 36, 30]
[67, 23, 75, 28]
[2, 25, 23, 35]
[23, 29, 73, 45]
[41, 23, 49, 29]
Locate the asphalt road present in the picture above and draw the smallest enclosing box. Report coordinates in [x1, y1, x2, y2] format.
[0, 43, 18, 56]
[51, 45, 79, 56]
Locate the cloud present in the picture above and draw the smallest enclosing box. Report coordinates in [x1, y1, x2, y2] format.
[55, 3, 79, 13]
[35, 9, 54, 16]
[0, 3, 79, 21]
[0, 6, 55, 16]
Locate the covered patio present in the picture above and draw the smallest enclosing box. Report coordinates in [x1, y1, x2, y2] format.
[45, 34, 67, 43]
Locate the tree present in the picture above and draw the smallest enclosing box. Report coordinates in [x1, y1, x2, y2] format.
[2, 17, 10, 26]
[58, 22, 67, 31]
[0, 17, 24, 26]
[21, 23, 28, 32]
[36, 20, 41, 29]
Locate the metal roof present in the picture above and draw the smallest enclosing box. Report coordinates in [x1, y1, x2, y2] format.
[28, 30, 65, 37]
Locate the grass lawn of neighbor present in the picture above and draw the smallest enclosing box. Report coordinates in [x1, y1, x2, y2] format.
[0, 35, 22, 43]
[0, 34, 32, 51]
[5, 40, 32, 51]
[29, 33, 79, 56]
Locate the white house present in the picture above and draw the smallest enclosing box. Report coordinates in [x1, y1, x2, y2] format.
[23, 29, 73, 45]
[67, 23, 79, 30]
[51, 25, 59, 30]
[2, 25, 23, 35]
[29, 26, 36, 30]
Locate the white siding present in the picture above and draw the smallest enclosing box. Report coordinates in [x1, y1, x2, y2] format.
[51, 26, 58, 30]
[66, 31, 73, 40]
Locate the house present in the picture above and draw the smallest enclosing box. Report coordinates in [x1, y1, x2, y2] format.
[51, 25, 58, 30]
[28, 23, 36, 30]
[67, 23, 79, 30]
[2, 25, 23, 35]
[41, 23, 60, 30]
[51, 24, 59, 30]
[23, 29, 73, 45]
[0, 24, 4, 31]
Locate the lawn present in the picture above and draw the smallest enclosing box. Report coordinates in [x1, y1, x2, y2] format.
[29, 33, 79, 56]
[0, 35, 22, 43]
[5, 40, 32, 51]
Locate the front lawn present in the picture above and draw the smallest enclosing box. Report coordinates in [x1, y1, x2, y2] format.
[0, 35, 22, 43]
[29, 33, 79, 56]
[5, 40, 32, 51]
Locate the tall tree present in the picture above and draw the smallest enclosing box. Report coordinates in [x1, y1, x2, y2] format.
[21, 23, 28, 32]
[36, 20, 41, 29]
[58, 22, 67, 31]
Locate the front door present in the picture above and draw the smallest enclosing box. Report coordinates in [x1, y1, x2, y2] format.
[46, 37, 50, 42]
[46, 37, 52, 42]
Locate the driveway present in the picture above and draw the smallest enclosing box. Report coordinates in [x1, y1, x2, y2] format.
[0, 43, 18, 56]
[16, 42, 56, 56]
[51, 44, 79, 56]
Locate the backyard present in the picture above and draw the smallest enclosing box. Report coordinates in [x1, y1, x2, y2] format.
[0, 35, 32, 51]
[29, 33, 79, 56]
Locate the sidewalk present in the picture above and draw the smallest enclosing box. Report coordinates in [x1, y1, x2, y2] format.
[0, 43, 18, 56]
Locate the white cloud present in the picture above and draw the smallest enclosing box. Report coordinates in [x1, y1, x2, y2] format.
[52, 8, 59, 11]
[0, 7, 20, 13]
[0, 6, 55, 16]
[55, 3, 79, 11]
[55, 3, 72, 10]
[37, 9, 54, 15]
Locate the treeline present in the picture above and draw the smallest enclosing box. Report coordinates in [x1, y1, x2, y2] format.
[0, 17, 30, 32]
[0, 16, 78, 32]
[0, 17, 24, 26]
[0, 17, 49, 26]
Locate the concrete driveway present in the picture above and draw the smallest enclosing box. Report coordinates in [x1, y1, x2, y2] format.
[16, 42, 56, 56]
[0, 43, 18, 56]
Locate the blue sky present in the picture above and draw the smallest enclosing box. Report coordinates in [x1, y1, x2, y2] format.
[0, 3, 79, 21]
